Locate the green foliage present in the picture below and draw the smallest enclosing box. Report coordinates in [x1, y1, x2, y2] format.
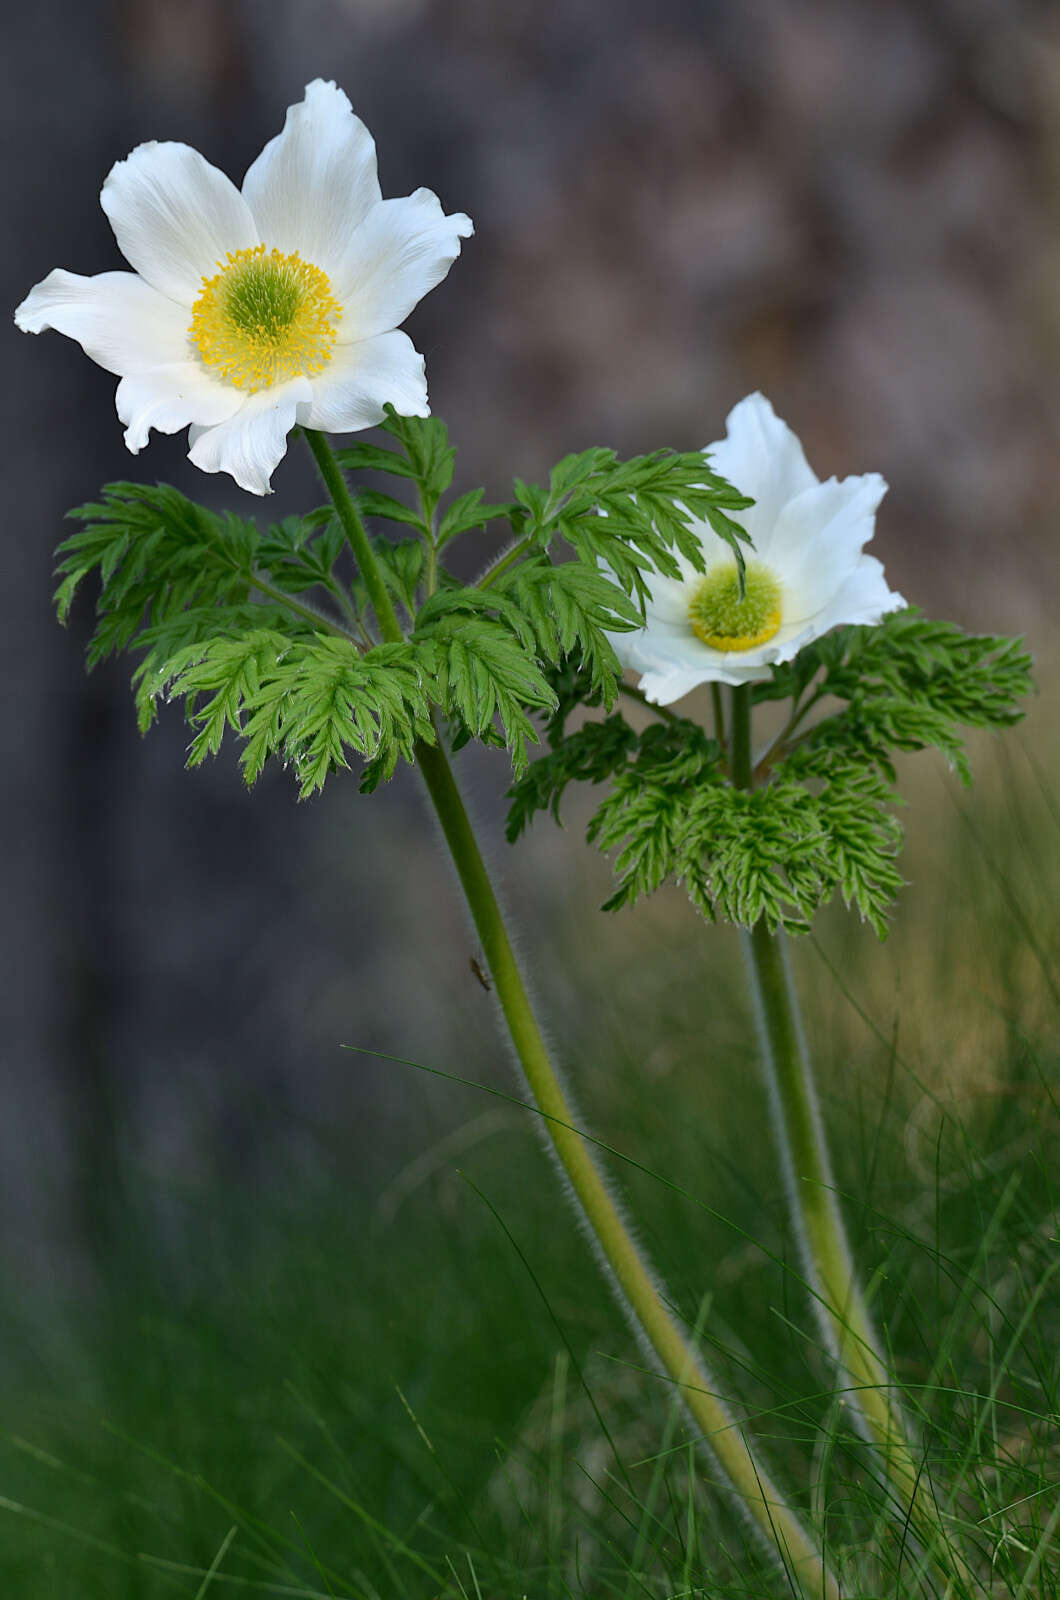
[412, 590, 556, 774]
[57, 482, 260, 666]
[759, 609, 1033, 787]
[492, 557, 641, 701]
[589, 755, 904, 936]
[255, 508, 344, 595]
[509, 610, 1032, 936]
[507, 444, 753, 606]
[336, 411, 512, 544]
[370, 536, 426, 617]
[150, 632, 433, 796]
[60, 415, 758, 798]
[506, 713, 641, 838]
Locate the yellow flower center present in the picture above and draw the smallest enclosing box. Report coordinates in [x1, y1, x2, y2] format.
[688, 558, 783, 651]
[189, 244, 341, 392]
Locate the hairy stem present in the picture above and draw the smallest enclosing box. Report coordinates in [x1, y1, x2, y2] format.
[248, 571, 358, 643]
[730, 684, 967, 1587]
[475, 534, 534, 591]
[309, 431, 837, 1598]
[415, 733, 835, 1597]
[752, 688, 826, 782]
[304, 428, 403, 642]
[711, 682, 726, 754]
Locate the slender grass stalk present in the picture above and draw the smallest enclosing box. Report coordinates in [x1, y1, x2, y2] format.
[306, 429, 838, 1600]
[729, 683, 969, 1588]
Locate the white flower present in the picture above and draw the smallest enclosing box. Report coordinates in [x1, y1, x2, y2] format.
[610, 392, 905, 704]
[14, 80, 472, 495]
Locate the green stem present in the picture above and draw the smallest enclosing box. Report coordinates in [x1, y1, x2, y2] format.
[476, 534, 534, 591]
[423, 540, 439, 600]
[307, 430, 837, 1598]
[304, 428, 404, 643]
[248, 571, 357, 643]
[752, 689, 825, 782]
[711, 682, 726, 754]
[729, 685, 966, 1586]
[415, 734, 835, 1598]
[730, 683, 753, 787]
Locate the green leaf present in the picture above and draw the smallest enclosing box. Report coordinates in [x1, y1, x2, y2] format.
[380, 409, 455, 509]
[759, 609, 1034, 786]
[414, 613, 556, 776]
[437, 488, 516, 549]
[509, 708, 910, 935]
[415, 584, 535, 649]
[355, 488, 427, 533]
[58, 483, 261, 666]
[271, 638, 433, 795]
[505, 448, 753, 612]
[131, 602, 295, 733]
[493, 557, 639, 703]
[155, 629, 293, 768]
[332, 442, 420, 480]
[505, 714, 639, 841]
[372, 537, 426, 616]
[257, 511, 345, 595]
[153, 632, 434, 797]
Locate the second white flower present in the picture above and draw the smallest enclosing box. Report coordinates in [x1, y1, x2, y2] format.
[609, 393, 906, 703]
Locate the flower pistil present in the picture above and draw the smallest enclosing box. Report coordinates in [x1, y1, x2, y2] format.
[688, 558, 783, 652]
[189, 244, 341, 392]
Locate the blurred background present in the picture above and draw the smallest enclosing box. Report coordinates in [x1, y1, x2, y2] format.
[1, 1, 1058, 1593]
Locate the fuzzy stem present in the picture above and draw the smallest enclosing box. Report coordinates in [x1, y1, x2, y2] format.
[711, 682, 726, 753]
[308, 431, 837, 1598]
[415, 734, 836, 1598]
[304, 428, 404, 643]
[730, 684, 966, 1586]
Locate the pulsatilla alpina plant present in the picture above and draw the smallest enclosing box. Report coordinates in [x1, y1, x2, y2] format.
[509, 394, 1031, 940]
[15, 80, 1035, 1600]
[508, 392, 1034, 1591]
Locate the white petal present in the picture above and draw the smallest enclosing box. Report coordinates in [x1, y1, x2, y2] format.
[705, 392, 819, 553]
[637, 665, 717, 705]
[608, 392, 901, 701]
[803, 556, 906, 635]
[300, 330, 428, 432]
[187, 377, 312, 495]
[14, 269, 193, 375]
[116, 363, 243, 452]
[336, 191, 474, 340]
[772, 472, 888, 602]
[638, 649, 771, 700]
[242, 79, 381, 282]
[101, 141, 259, 304]
[639, 571, 694, 626]
[610, 624, 772, 702]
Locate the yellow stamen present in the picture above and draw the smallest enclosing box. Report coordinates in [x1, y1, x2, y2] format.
[688, 559, 783, 652]
[189, 244, 341, 392]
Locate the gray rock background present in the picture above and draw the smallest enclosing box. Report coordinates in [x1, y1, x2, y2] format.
[1, 0, 1057, 1301]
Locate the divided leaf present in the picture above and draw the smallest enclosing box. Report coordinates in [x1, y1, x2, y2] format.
[756, 610, 1034, 786]
[414, 608, 556, 776]
[152, 633, 434, 796]
[509, 447, 754, 608]
[256, 510, 345, 596]
[493, 557, 640, 702]
[58, 483, 260, 665]
[437, 488, 515, 549]
[508, 604, 1032, 938]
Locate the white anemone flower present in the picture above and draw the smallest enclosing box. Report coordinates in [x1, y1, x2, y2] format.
[15, 80, 472, 495]
[610, 392, 905, 704]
